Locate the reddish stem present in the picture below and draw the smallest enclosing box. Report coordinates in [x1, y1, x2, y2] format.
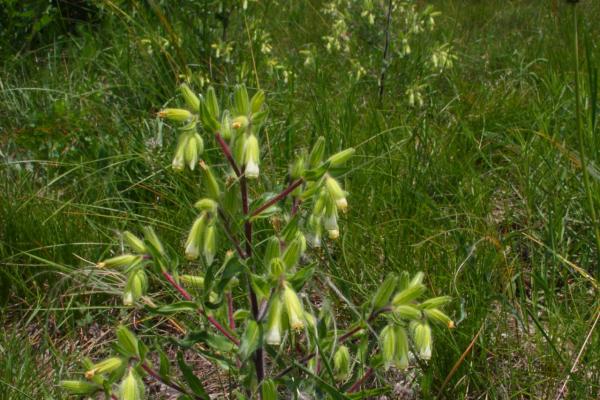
[227, 292, 236, 330]
[217, 208, 247, 259]
[215, 132, 242, 177]
[250, 179, 303, 217]
[274, 307, 391, 379]
[161, 271, 240, 345]
[347, 368, 374, 393]
[141, 362, 190, 397]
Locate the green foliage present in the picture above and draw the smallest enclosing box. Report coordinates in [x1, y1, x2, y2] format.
[2, 0, 600, 398]
[60, 84, 452, 398]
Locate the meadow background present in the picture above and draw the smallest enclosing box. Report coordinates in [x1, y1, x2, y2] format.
[1, 0, 599, 398]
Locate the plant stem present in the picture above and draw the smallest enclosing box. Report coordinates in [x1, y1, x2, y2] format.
[217, 208, 247, 259]
[215, 132, 242, 177]
[274, 307, 390, 379]
[250, 178, 304, 217]
[347, 367, 374, 393]
[239, 168, 265, 387]
[140, 362, 194, 398]
[572, 4, 600, 275]
[227, 291, 236, 330]
[161, 270, 240, 345]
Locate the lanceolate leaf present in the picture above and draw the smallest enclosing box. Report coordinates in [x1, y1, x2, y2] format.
[177, 352, 209, 399]
[238, 320, 261, 361]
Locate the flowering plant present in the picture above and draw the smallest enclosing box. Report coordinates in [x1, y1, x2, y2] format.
[61, 84, 453, 399]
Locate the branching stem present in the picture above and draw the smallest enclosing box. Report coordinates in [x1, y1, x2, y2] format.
[250, 178, 303, 217]
[161, 270, 240, 345]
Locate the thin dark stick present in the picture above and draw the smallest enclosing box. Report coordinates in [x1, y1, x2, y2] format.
[347, 368, 374, 393]
[239, 169, 265, 387]
[217, 208, 247, 259]
[251, 179, 303, 217]
[378, 0, 393, 103]
[161, 270, 240, 345]
[227, 292, 236, 330]
[215, 132, 242, 177]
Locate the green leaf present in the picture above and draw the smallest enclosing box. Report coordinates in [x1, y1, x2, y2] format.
[302, 163, 330, 182]
[151, 301, 199, 315]
[116, 325, 139, 357]
[177, 331, 235, 353]
[158, 348, 171, 381]
[371, 274, 397, 311]
[261, 378, 278, 400]
[238, 320, 261, 361]
[347, 387, 390, 399]
[289, 265, 316, 291]
[177, 352, 209, 399]
[293, 362, 350, 400]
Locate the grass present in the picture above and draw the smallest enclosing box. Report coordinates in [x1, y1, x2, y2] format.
[1, 0, 599, 398]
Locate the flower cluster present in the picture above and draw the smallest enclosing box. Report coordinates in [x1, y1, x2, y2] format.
[61, 84, 453, 399]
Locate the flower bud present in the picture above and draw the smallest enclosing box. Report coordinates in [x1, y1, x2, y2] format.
[97, 254, 141, 269]
[250, 89, 265, 113]
[410, 272, 425, 287]
[231, 115, 249, 130]
[220, 110, 232, 140]
[243, 134, 260, 179]
[194, 198, 218, 213]
[282, 238, 302, 269]
[424, 308, 454, 329]
[411, 321, 432, 360]
[184, 134, 198, 170]
[128, 269, 148, 303]
[158, 108, 192, 122]
[265, 295, 283, 345]
[420, 296, 452, 309]
[200, 161, 221, 199]
[180, 83, 200, 113]
[120, 368, 144, 400]
[233, 84, 250, 116]
[394, 305, 422, 320]
[323, 201, 339, 239]
[283, 283, 305, 330]
[122, 231, 147, 254]
[185, 214, 206, 260]
[232, 133, 246, 166]
[180, 274, 205, 288]
[371, 274, 397, 310]
[205, 86, 220, 119]
[308, 215, 322, 247]
[333, 345, 351, 381]
[171, 133, 188, 171]
[263, 236, 281, 266]
[326, 148, 355, 167]
[392, 284, 426, 305]
[269, 257, 286, 279]
[308, 136, 326, 168]
[325, 176, 347, 212]
[203, 222, 216, 266]
[85, 357, 125, 379]
[380, 324, 396, 370]
[60, 380, 99, 395]
[143, 226, 165, 255]
[290, 155, 305, 180]
[312, 189, 327, 216]
[394, 326, 409, 370]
